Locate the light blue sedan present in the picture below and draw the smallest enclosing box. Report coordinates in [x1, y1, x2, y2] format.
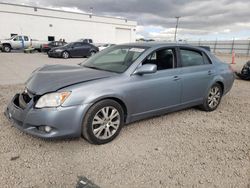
[5, 43, 235, 144]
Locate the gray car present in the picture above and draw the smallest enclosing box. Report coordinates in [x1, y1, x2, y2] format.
[5, 43, 235, 144]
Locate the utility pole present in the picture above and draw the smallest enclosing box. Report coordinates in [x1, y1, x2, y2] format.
[90, 7, 93, 14]
[174, 16, 180, 42]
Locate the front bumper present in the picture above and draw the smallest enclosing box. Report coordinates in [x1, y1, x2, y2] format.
[47, 51, 62, 58]
[5, 94, 90, 139]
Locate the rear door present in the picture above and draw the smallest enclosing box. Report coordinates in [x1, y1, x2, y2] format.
[71, 42, 90, 57]
[178, 48, 215, 104]
[70, 42, 83, 57]
[23, 36, 30, 48]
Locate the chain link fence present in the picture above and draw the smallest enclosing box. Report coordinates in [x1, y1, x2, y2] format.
[188, 40, 250, 56]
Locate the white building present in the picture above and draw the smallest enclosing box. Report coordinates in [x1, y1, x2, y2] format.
[0, 2, 137, 44]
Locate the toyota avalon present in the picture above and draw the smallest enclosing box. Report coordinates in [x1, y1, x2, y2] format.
[5, 43, 235, 144]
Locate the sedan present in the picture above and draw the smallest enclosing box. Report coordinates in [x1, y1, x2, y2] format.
[48, 42, 98, 59]
[5, 43, 235, 144]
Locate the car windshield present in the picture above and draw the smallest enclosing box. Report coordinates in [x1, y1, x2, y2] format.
[82, 46, 147, 73]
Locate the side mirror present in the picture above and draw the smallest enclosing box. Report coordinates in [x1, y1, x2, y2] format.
[134, 64, 157, 75]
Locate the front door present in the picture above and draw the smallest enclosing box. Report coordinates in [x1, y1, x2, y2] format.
[127, 48, 182, 119]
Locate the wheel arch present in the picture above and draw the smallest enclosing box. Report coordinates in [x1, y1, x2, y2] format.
[215, 81, 224, 95]
[87, 96, 128, 123]
[2, 43, 12, 49]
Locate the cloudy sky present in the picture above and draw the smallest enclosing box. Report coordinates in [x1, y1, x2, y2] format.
[2, 0, 250, 41]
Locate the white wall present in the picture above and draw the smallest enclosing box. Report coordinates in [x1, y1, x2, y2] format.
[0, 3, 137, 44]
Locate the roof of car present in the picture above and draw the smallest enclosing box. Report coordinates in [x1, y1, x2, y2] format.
[119, 42, 209, 52]
[120, 42, 196, 48]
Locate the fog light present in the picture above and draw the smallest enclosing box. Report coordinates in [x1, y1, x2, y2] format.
[44, 126, 52, 133]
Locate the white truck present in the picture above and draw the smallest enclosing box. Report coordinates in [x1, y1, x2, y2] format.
[0, 35, 48, 52]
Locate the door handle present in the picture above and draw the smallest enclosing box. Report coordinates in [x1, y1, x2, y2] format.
[208, 70, 214, 75]
[173, 76, 181, 81]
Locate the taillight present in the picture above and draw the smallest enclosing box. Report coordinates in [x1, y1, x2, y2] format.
[43, 44, 49, 48]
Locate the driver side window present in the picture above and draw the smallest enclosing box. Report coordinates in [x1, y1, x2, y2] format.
[142, 48, 176, 70]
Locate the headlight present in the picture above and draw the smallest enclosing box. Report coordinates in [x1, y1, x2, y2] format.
[35, 92, 71, 108]
[55, 49, 63, 52]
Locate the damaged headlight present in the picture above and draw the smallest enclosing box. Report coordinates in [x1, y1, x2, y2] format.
[35, 91, 71, 108]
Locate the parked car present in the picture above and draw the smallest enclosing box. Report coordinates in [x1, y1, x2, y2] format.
[5, 43, 235, 144]
[48, 42, 99, 58]
[41, 41, 67, 53]
[236, 61, 250, 80]
[0, 35, 47, 52]
[98, 43, 115, 51]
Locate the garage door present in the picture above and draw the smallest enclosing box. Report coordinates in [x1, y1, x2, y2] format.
[115, 28, 131, 44]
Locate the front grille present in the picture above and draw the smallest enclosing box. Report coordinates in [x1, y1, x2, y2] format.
[18, 89, 35, 109]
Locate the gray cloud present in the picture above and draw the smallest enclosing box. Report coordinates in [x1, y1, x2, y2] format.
[1, 0, 250, 40]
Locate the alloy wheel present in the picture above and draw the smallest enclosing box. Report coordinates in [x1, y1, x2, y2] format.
[90, 51, 96, 56]
[92, 106, 120, 140]
[62, 51, 69, 59]
[207, 86, 221, 108]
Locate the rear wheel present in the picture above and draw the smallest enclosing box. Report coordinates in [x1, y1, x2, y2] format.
[200, 83, 222, 111]
[62, 51, 69, 59]
[89, 51, 96, 57]
[3, 45, 11, 52]
[82, 99, 124, 144]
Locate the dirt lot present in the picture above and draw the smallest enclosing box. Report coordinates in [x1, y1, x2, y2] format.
[0, 53, 249, 188]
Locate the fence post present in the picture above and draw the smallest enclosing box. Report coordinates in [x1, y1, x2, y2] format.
[247, 40, 250, 56]
[231, 38, 235, 54]
[214, 39, 217, 53]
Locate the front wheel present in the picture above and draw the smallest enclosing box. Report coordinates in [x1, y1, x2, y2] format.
[62, 51, 69, 59]
[3, 45, 11, 52]
[200, 83, 223, 111]
[82, 100, 124, 144]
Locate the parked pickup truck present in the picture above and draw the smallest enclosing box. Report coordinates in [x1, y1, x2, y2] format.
[0, 35, 48, 52]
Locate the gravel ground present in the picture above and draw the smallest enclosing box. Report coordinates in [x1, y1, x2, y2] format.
[0, 81, 249, 188]
[0, 53, 249, 188]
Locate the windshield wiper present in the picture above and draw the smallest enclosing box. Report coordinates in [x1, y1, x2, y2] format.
[84, 65, 105, 71]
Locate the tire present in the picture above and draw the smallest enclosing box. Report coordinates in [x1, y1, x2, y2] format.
[82, 99, 124, 144]
[62, 51, 70, 59]
[200, 83, 223, 111]
[3, 44, 11, 53]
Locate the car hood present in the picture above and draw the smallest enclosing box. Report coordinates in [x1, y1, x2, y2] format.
[26, 64, 116, 95]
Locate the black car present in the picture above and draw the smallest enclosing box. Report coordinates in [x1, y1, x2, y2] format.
[236, 61, 250, 80]
[48, 42, 99, 59]
[42, 41, 67, 53]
